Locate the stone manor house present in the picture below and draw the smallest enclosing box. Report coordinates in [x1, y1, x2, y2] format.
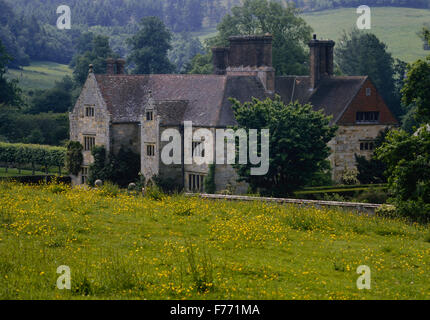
[69, 34, 398, 192]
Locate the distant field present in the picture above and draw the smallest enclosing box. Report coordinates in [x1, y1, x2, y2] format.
[1, 181, 430, 299]
[302, 7, 430, 62]
[5, 61, 72, 91]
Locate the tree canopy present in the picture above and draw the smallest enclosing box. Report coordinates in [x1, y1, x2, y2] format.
[335, 30, 405, 119]
[189, 0, 313, 75]
[231, 96, 337, 196]
[73, 34, 116, 84]
[127, 17, 175, 74]
[0, 39, 22, 106]
[377, 127, 430, 222]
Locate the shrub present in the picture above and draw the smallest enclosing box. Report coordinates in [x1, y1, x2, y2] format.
[204, 164, 216, 194]
[144, 185, 164, 201]
[65, 141, 83, 176]
[341, 168, 359, 185]
[98, 181, 120, 197]
[375, 204, 398, 219]
[153, 175, 180, 194]
[0, 142, 66, 172]
[355, 187, 389, 204]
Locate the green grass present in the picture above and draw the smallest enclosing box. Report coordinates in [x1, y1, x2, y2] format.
[191, 27, 218, 42]
[1, 181, 430, 300]
[5, 61, 72, 91]
[302, 7, 430, 62]
[0, 167, 60, 178]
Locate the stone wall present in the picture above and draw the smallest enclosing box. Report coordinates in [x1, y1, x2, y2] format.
[141, 113, 160, 182]
[328, 124, 391, 182]
[69, 73, 111, 185]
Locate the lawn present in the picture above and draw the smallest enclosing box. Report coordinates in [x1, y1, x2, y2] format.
[5, 61, 72, 91]
[0, 167, 62, 178]
[302, 7, 430, 63]
[1, 181, 429, 300]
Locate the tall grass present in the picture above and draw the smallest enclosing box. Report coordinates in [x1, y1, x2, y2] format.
[0, 181, 429, 300]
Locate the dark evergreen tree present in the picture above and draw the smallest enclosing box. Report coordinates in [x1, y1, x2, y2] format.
[127, 17, 175, 74]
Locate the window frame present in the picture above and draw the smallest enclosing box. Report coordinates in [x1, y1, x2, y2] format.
[146, 144, 155, 157]
[83, 135, 96, 151]
[188, 173, 205, 192]
[85, 105, 95, 117]
[146, 110, 153, 121]
[356, 111, 380, 124]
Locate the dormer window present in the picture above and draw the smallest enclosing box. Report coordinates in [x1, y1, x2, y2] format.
[356, 111, 379, 124]
[366, 88, 371, 96]
[85, 106, 95, 117]
[146, 111, 153, 121]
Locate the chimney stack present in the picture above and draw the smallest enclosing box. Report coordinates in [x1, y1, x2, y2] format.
[211, 34, 275, 93]
[309, 34, 335, 89]
[106, 58, 115, 75]
[116, 59, 126, 74]
[212, 47, 229, 75]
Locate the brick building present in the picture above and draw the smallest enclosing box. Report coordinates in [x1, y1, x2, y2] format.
[69, 34, 398, 191]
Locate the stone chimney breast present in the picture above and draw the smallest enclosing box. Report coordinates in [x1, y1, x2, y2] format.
[309, 34, 335, 89]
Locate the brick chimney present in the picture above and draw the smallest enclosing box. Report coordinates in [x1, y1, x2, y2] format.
[211, 34, 275, 93]
[212, 47, 229, 75]
[116, 59, 126, 74]
[309, 34, 335, 89]
[106, 58, 116, 75]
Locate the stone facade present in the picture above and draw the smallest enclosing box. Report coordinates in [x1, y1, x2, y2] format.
[69, 72, 111, 185]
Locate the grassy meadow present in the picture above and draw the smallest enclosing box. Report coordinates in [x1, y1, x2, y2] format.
[5, 61, 73, 91]
[1, 181, 430, 300]
[302, 7, 430, 63]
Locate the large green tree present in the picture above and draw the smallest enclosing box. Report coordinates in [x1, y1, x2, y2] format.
[0, 40, 22, 106]
[335, 30, 404, 119]
[401, 30, 430, 124]
[231, 96, 337, 196]
[73, 34, 116, 85]
[377, 127, 430, 222]
[189, 0, 313, 75]
[127, 17, 175, 74]
[168, 33, 204, 73]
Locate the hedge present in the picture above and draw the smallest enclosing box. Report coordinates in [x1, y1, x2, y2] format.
[0, 142, 66, 172]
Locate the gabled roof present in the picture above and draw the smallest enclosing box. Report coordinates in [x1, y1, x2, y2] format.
[91, 72, 374, 127]
[94, 74, 269, 127]
[275, 76, 368, 124]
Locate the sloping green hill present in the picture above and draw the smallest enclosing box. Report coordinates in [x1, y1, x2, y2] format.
[302, 7, 430, 62]
[5, 61, 72, 91]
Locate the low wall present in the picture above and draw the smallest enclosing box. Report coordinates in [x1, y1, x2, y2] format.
[185, 193, 390, 215]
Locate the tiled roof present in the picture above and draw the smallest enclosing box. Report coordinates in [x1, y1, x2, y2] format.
[275, 76, 367, 124]
[94, 73, 367, 127]
[95, 74, 228, 126]
[94, 74, 270, 127]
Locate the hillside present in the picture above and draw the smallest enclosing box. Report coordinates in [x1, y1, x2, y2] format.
[302, 7, 430, 62]
[5, 61, 73, 91]
[1, 181, 430, 299]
